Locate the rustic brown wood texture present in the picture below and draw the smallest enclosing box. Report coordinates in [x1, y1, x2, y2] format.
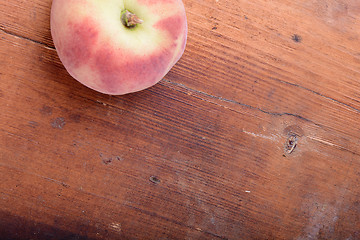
[1, 0, 360, 239]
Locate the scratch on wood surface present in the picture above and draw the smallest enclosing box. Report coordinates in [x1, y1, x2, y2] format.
[2, 129, 39, 144]
[96, 100, 107, 106]
[109, 223, 121, 232]
[42, 176, 70, 188]
[242, 129, 279, 142]
[307, 136, 359, 155]
[307, 136, 337, 147]
[0, 163, 70, 188]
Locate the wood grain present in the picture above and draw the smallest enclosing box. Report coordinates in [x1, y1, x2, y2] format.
[1, 0, 360, 239]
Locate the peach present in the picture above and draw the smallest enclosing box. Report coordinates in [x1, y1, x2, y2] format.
[51, 0, 187, 95]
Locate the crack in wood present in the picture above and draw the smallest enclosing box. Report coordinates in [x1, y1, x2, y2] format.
[0, 25, 55, 50]
[161, 79, 317, 124]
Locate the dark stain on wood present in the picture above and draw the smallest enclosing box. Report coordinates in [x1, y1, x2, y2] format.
[51, 117, 66, 129]
[292, 34, 302, 43]
[40, 105, 53, 115]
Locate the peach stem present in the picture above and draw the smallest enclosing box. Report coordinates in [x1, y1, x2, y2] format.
[121, 10, 143, 28]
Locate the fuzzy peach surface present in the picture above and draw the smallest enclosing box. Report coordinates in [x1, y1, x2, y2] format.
[51, 0, 187, 95]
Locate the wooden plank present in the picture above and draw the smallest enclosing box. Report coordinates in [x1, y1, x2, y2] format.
[1, 0, 360, 148]
[1, 26, 360, 239]
[1, 0, 360, 239]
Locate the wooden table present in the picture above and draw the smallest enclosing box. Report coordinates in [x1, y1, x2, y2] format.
[1, 0, 360, 239]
